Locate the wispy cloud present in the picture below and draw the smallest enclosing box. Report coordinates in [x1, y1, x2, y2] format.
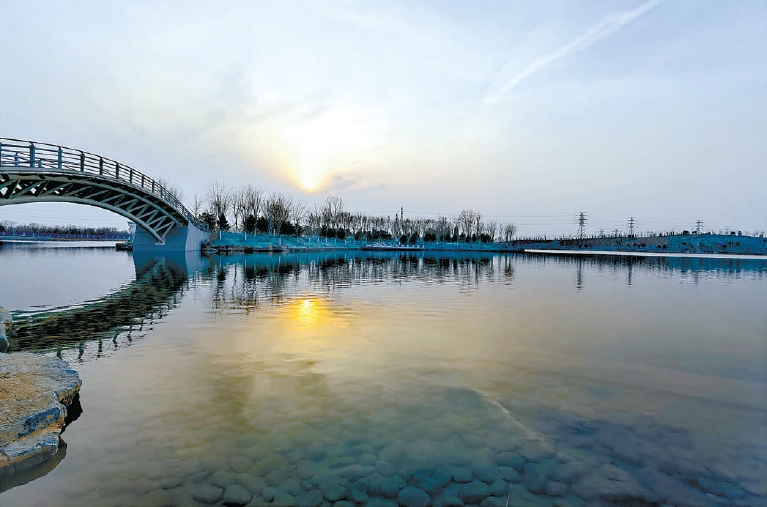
[483, 0, 666, 105]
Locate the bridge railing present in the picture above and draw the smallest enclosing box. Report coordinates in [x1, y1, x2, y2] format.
[0, 137, 208, 232]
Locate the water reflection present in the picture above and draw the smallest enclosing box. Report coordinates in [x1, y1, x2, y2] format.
[7, 253, 194, 360]
[1, 249, 765, 506]
[206, 252, 515, 313]
[523, 251, 766, 289]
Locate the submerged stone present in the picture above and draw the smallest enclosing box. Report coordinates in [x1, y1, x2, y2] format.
[223, 483, 252, 505]
[397, 485, 431, 507]
[459, 480, 490, 503]
[192, 483, 224, 504]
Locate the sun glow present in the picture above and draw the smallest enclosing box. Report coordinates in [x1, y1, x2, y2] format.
[299, 169, 323, 193]
[282, 106, 385, 192]
[290, 298, 328, 327]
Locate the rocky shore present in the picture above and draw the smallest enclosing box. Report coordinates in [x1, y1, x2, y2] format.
[0, 349, 81, 480]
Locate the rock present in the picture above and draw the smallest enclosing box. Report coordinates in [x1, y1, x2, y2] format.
[272, 492, 297, 506]
[545, 480, 567, 497]
[518, 443, 555, 463]
[297, 489, 324, 507]
[229, 455, 252, 473]
[377, 459, 400, 477]
[473, 464, 502, 484]
[0, 352, 81, 476]
[320, 481, 348, 502]
[223, 483, 252, 505]
[498, 467, 521, 483]
[262, 486, 280, 502]
[367, 498, 399, 507]
[550, 462, 587, 484]
[412, 471, 449, 496]
[296, 459, 321, 480]
[210, 470, 238, 488]
[0, 307, 11, 353]
[281, 478, 303, 496]
[341, 463, 374, 480]
[522, 463, 546, 494]
[381, 475, 407, 498]
[489, 479, 509, 497]
[192, 483, 224, 504]
[451, 466, 473, 483]
[496, 451, 525, 471]
[397, 486, 431, 507]
[349, 487, 368, 503]
[234, 473, 266, 494]
[480, 498, 506, 507]
[571, 470, 650, 504]
[352, 477, 371, 493]
[253, 454, 286, 475]
[265, 468, 290, 485]
[460, 480, 490, 503]
[599, 464, 631, 482]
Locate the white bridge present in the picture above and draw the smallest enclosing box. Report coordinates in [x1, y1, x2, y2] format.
[0, 137, 208, 251]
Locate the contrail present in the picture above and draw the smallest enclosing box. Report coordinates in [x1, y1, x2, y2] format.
[483, 0, 666, 105]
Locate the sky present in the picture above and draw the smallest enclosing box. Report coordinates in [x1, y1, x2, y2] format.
[1, 0, 765, 237]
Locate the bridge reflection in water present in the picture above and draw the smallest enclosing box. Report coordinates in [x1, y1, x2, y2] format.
[8, 251, 764, 362]
[7, 251, 206, 359]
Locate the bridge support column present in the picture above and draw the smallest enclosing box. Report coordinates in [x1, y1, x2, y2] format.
[133, 224, 208, 252]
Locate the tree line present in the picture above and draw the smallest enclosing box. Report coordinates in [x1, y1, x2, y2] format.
[0, 221, 128, 236]
[191, 183, 519, 244]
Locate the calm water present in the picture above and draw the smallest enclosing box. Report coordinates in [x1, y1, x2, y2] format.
[1, 244, 766, 506]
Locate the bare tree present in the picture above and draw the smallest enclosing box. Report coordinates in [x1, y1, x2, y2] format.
[265, 192, 291, 235]
[192, 193, 204, 218]
[243, 184, 263, 222]
[231, 187, 248, 231]
[485, 220, 498, 241]
[157, 177, 185, 203]
[458, 209, 477, 238]
[289, 198, 308, 237]
[502, 223, 518, 242]
[206, 182, 230, 230]
[320, 196, 345, 230]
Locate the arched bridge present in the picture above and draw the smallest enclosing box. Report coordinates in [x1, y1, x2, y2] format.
[0, 137, 207, 248]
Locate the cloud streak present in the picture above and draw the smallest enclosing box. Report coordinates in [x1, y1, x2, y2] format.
[483, 0, 666, 105]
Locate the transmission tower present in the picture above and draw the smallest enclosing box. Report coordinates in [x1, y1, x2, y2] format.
[576, 212, 588, 240]
[694, 220, 703, 234]
[628, 217, 636, 238]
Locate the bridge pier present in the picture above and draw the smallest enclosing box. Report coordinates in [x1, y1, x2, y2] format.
[133, 224, 208, 252]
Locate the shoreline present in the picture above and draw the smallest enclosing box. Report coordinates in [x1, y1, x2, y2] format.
[204, 231, 767, 258]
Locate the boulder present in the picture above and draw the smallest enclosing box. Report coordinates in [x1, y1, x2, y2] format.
[0, 307, 11, 353]
[0, 352, 81, 479]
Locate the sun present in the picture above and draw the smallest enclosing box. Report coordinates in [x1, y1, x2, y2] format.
[282, 105, 385, 193]
[299, 170, 322, 193]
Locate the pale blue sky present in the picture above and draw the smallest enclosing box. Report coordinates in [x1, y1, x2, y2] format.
[1, 0, 765, 236]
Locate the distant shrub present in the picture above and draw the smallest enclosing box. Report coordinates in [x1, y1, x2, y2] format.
[280, 222, 296, 235]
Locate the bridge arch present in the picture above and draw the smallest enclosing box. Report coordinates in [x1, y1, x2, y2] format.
[0, 137, 207, 246]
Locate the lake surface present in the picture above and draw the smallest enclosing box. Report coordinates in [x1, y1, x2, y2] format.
[1, 244, 766, 506]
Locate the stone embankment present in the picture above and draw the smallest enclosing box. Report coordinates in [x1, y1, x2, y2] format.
[0, 325, 82, 479]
